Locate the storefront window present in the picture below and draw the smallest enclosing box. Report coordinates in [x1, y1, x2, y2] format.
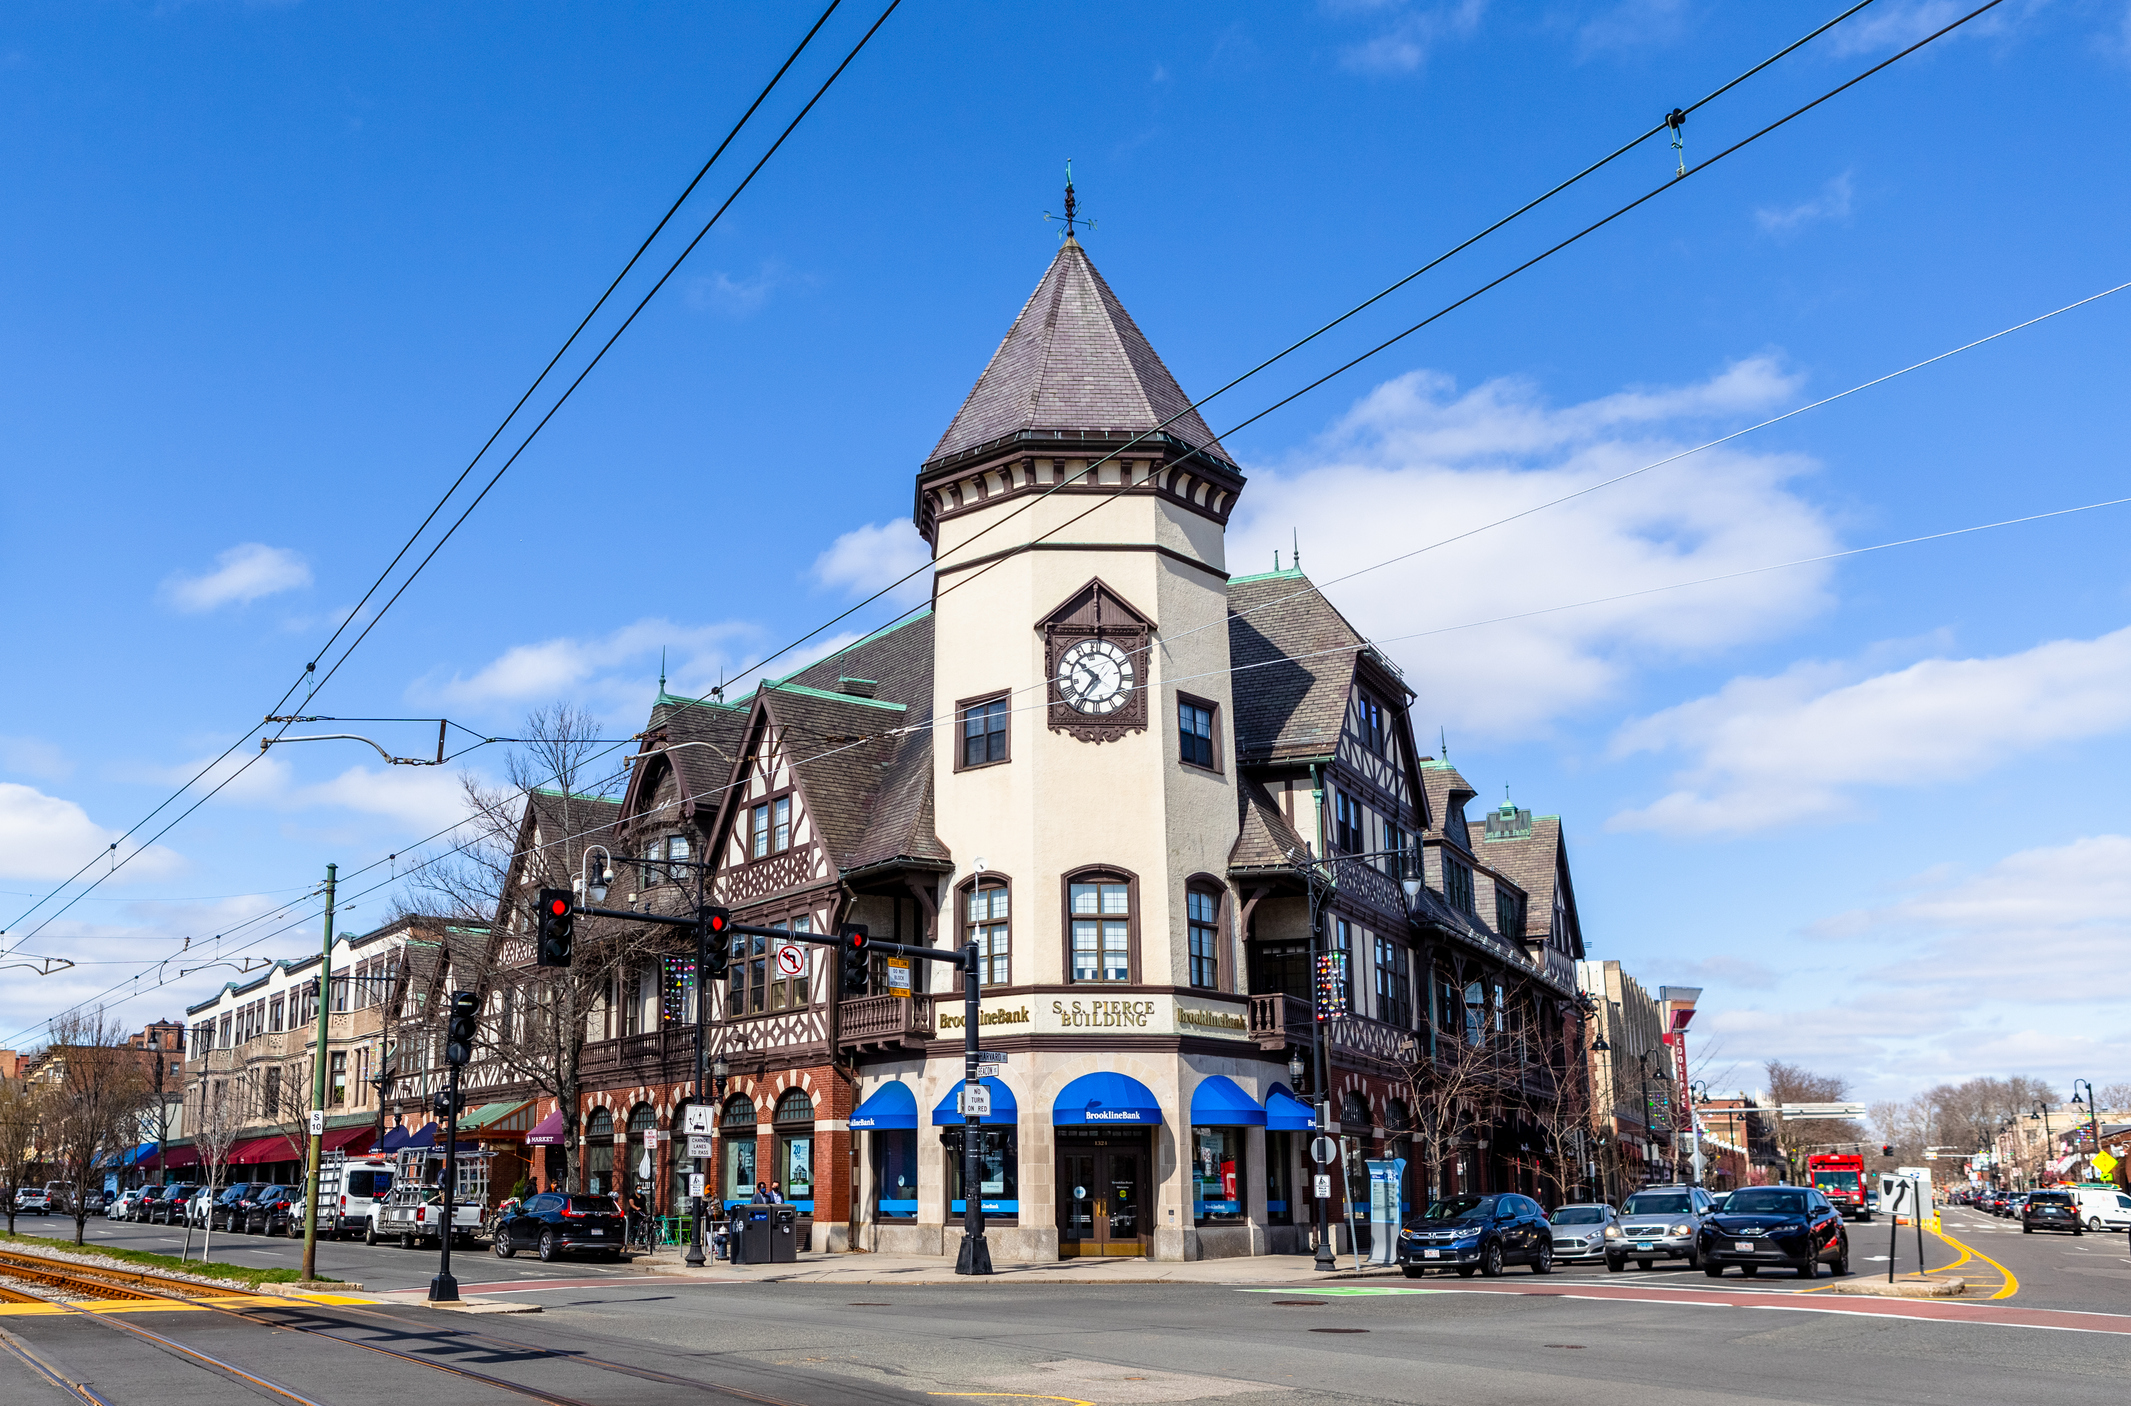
[585, 1106, 614, 1196]
[780, 1135, 813, 1210]
[721, 1095, 757, 1209]
[876, 1131, 918, 1220]
[943, 1128, 1018, 1218]
[1266, 1132, 1293, 1224]
[1192, 1127, 1246, 1226]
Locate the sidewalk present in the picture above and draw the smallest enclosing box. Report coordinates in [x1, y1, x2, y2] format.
[618, 1248, 1409, 1285]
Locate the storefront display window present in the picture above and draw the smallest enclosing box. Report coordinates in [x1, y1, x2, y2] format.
[1266, 1132, 1293, 1224]
[943, 1127, 1018, 1218]
[876, 1131, 918, 1219]
[721, 1095, 757, 1209]
[780, 1135, 813, 1210]
[1192, 1127, 1246, 1226]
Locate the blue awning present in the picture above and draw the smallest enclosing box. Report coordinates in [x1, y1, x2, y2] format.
[1053, 1071, 1161, 1126]
[1190, 1075, 1266, 1127]
[380, 1125, 412, 1152]
[930, 1076, 1017, 1127]
[1264, 1083, 1316, 1131]
[851, 1081, 918, 1131]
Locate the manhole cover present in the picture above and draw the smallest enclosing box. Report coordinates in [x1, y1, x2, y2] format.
[1308, 1328, 1369, 1334]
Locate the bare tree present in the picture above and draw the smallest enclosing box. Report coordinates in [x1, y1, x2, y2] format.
[1403, 1006, 1505, 1208]
[1764, 1061, 1865, 1181]
[44, 1010, 152, 1246]
[0, 1077, 48, 1238]
[2097, 1082, 2131, 1115]
[186, 1067, 254, 1264]
[398, 704, 634, 1193]
[1526, 1001, 1595, 1208]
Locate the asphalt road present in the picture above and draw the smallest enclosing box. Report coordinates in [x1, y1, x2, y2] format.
[3, 1207, 2123, 1406]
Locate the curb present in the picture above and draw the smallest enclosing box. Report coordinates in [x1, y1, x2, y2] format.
[1827, 1277, 1967, 1299]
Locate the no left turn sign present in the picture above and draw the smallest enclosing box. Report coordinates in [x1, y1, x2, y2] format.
[773, 945, 807, 978]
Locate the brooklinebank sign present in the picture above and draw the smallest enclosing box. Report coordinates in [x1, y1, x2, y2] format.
[934, 993, 1253, 1040]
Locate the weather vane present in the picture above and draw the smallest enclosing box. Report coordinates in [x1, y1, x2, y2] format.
[1044, 159, 1096, 240]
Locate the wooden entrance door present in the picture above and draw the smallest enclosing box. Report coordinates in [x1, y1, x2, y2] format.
[1058, 1137, 1146, 1257]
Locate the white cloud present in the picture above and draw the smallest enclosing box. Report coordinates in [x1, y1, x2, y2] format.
[0, 782, 183, 883]
[1339, 0, 1486, 73]
[0, 736, 71, 781]
[1610, 624, 2131, 834]
[428, 617, 759, 709]
[1575, 0, 1692, 56]
[812, 520, 933, 609]
[685, 261, 804, 318]
[1755, 171, 1855, 237]
[159, 543, 312, 613]
[1231, 357, 1838, 737]
[1821, 0, 2023, 56]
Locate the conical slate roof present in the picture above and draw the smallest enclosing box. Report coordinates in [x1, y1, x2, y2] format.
[928, 238, 1228, 466]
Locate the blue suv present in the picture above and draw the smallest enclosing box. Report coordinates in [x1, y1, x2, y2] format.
[1399, 1193, 1554, 1277]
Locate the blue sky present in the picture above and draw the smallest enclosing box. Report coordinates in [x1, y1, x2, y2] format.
[3, 1, 2127, 1108]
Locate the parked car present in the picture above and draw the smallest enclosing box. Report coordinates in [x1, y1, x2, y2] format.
[110, 1187, 146, 1221]
[205, 1183, 266, 1232]
[14, 1187, 52, 1215]
[2021, 1189, 2082, 1235]
[243, 1185, 301, 1236]
[490, 1192, 630, 1263]
[318, 1155, 394, 1243]
[1609, 1185, 1720, 1272]
[185, 1186, 217, 1228]
[1545, 1203, 1619, 1264]
[153, 1183, 200, 1225]
[70, 1189, 106, 1216]
[2074, 1187, 2131, 1231]
[1397, 1193, 1554, 1278]
[1697, 1184, 1850, 1278]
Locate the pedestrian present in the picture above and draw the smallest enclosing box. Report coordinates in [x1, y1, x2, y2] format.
[752, 1181, 772, 1204]
[767, 1181, 784, 1204]
[626, 1187, 647, 1249]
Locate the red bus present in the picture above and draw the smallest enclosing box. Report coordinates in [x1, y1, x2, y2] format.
[1807, 1153, 1870, 1220]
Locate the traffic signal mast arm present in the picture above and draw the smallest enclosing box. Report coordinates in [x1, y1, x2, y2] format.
[571, 904, 970, 968]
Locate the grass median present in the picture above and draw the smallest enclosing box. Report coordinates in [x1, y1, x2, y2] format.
[0, 1230, 337, 1288]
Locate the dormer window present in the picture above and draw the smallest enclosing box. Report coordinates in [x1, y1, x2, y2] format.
[749, 797, 792, 859]
[1359, 696, 1387, 755]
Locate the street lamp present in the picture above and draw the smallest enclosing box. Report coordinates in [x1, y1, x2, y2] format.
[2071, 1080, 2103, 1179]
[1287, 1046, 1305, 1091]
[577, 845, 614, 904]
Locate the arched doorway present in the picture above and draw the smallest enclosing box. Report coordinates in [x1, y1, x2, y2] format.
[720, 1094, 757, 1212]
[584, 1105, 615, 1196]
[623, 1103, 656, 1212]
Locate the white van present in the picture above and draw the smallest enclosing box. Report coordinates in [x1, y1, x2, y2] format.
[317, 1153, 395, 1242]
[2073, 1186, 2131, 1231]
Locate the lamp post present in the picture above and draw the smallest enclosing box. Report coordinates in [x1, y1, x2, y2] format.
[1589, 1031, 1612, 1203]
[2030, 1103, 2054, 1187]
[1287, 843, 1423, 1274]
[2070, 1081, 2103, 1181]
[1689, 1080, 1710, 1188]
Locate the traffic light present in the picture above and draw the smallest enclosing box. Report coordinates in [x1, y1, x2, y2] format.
[432, 1088, 464, 1123]
[536, 888, 574, 967]
[445, 990, 478, 1067]
[841, 923, 871, 995]
[698, 906, 732, 979]
[1882, 1144, 1894, 1157]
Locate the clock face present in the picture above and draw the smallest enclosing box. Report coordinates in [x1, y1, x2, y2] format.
[1056, 638, 1136, 714]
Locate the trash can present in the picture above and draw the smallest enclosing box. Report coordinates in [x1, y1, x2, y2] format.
[741, 1207, 779, 1263]
[769, 1206, 799, 1263]
[727, 1206, 750, 1264]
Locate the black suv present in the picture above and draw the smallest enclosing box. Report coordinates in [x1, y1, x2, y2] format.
[1698, 1185, 1850, 1278]
[150, 1183, 199, 1225]
[1398, 1193, 1554, 1278]
[206, 1183, 266, 1232]
[244, 1185, 301, 1236]
[2022, 1189, 2082, 1235]
[491, 1193, 629, 1263]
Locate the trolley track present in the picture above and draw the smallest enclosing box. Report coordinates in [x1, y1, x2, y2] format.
[0, 1246, 900, 1406]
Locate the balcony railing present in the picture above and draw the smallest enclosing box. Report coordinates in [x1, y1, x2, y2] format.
[1247, 995, 1419, 1073]
[837, 994, 934, 1051]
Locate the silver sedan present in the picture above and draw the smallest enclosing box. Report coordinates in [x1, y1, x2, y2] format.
[1547, 1203, 1620, 1263]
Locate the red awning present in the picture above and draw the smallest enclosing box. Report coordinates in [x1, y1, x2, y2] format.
[156, 1144, 200, 1169]
[323, 1125, 375, 1154]
[229, 1136, 301, 1165]
[526, 1109, 566, 1146]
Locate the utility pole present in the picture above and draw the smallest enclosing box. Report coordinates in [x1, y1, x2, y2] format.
[299, 862, 335, 1283]
[954, 936, 991, 1276]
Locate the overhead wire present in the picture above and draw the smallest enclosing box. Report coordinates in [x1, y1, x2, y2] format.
[0, 0, 896, 959]
[12, 0, 2017, 1031]
[655, 0, 1894, 698]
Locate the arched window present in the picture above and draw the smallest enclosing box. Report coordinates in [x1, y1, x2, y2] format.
[961, 876, 1011, 986]
[1341, 1091, 1372, 1129]
[721, 1094, 757, 1131]
[584, 1105, 615, 1196]
[1386, 1100, 1411, 1134]
[1186, 882, 1223, 989]
[585, 1106, 614, 1139]
[720, 1095, 758, 1208]
[772, 1089, 815, 1207]
[1065, 867, 1136, 984]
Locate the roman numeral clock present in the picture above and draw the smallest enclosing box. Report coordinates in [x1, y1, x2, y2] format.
[1042, 579, 1152, 743]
